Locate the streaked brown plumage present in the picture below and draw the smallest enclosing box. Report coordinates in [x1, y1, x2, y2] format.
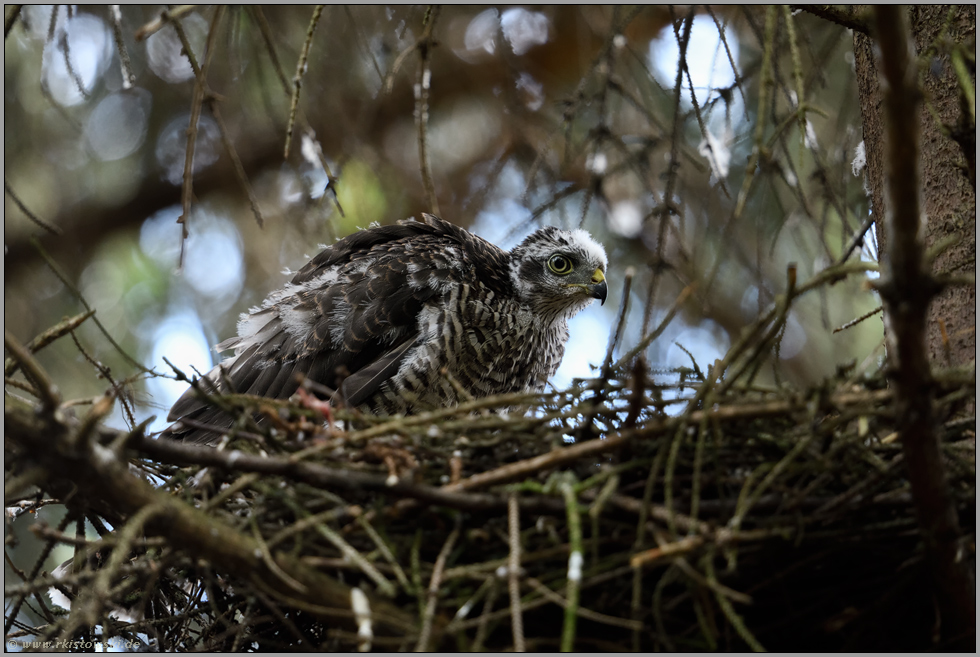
[163, 214, 608, 444]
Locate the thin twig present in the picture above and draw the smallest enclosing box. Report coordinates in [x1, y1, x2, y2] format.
[415, 6, 441, 216]
[704, 552, 765, 651]
[3, 310, 94, 378]
[706, 7, 748, 118]
[702, 5, 778, 297]
[284, 5, 325, 160]
[558, 478, 583, 652]
[133, 5, 196, 41]
[174, 6, 224, 268]
[507, 493, 525, 652]
[525, 577, 643, 630]
[4, 329, 60, 411]
[836, 212, 877, 265]
[614, 282, 695, 371]
[108, 6, 135, 89]
[4, 5, 22, 38]
[643, 9, 693, 334]
[2, 510, 73, 638]
[210, 105, 265, 228]
[833, 305, 883, 333]
[794, 4, 871, 35]
[415, 524, 458, 651]
[59, 29, 90, 100]
[5, 179, 62, 235]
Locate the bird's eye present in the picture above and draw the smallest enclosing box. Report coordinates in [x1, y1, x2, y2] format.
[547, 254, 574, 275]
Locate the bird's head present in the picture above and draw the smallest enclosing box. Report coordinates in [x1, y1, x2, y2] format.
[508, 226, 608, 321]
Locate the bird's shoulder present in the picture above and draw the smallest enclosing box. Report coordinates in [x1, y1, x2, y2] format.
[290, 214, 515, 299]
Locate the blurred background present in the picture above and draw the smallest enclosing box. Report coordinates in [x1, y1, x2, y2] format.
[5, 5, 881, 439]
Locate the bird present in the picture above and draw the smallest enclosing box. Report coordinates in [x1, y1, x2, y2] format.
[162, 213, 608, 444]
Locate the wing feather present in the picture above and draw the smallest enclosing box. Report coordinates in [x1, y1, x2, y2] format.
[340, 336, 420, 407]
[163, 215, 504, 444]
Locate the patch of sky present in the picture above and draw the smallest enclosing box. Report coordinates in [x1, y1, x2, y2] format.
[38, 11, 113, 107]
[137, 205, 245, 431]
[84, 89, 152, 161]
[649, 15, 741, 116]
[143, 311, 214, 435]
[649, 13, 745, 180]
[156, 113, 222, 185]
[860, 217, 880, 281]
[139, 205, 245, 311]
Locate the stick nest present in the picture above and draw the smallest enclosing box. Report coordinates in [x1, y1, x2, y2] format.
[4, 341, 975, 652]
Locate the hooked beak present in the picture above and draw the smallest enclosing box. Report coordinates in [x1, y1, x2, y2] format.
[590, 268, 608, 305]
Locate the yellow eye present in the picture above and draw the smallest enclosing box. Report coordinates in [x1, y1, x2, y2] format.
[547, 254, 574, 275]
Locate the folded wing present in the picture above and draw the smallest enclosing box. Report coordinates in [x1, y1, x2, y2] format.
[163, 218, 473, 444]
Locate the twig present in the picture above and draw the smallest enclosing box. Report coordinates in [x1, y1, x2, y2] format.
[794, 5, 871, 35]
[675, 556, 752, 605]
[630, 535, 703, 568]
[702, 5, 778, 298]
[782, 5, 807, 168]
[168, 10, 264, 231]
[415, 6, 441, 216]
[4, 400, 417, 635]
[4, 5, 22, 38]
[133, 5, 196, 41]
[108, 6, 135, 89]
[706, 7, 748, 118]
[836, 202, 878, 266]
[69, 330, 137, 430]
[578, 267, 635, 440]
[614, 283, 695, 371]
[4, 310, 95, 377]
[524, 577, 643, 630]
[79, 504, 164, 629]
[643, 9, 693, 334]
[357, 514, 413, 592]
[284, 5, 325, 160]
[415, 524, 458, 651]
[175, 6, 225, 268]
[5, 180, 62, 235]
[704, 552, 765, 651]
[249, 6, 343, 221]
[210, 104, 265, 228]
[833, 305, 883, 333]
[671, 6, 731, 200]
[507, 493, 525, 652]
[249, 516, 308, 595]
[2, 511, 73, 638]
[284, 499, 395, 598]
[4, 329, 60, 411]
[558, 478, 583, 652]
[46, 4, 59, 42]
[471, 578, 500, 651]
[601, 266, 635, 376]
[873, 5, 975, 642]
[59, 29, 90, 100]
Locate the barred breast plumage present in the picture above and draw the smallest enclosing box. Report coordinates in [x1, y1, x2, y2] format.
[163, 214, 608, 444]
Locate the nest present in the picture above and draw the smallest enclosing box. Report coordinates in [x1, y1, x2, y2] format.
[4, 323, 975, 651]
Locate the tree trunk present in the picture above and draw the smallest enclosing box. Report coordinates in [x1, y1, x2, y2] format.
[855, 4, 976, 372]
[853, 5, 975, 649]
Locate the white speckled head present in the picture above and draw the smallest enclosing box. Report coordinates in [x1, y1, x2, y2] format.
[509, 226, 608, 321]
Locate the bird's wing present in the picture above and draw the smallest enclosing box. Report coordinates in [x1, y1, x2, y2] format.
[163, 218, 484, 443]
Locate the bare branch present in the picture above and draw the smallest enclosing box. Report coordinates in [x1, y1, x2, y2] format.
[284, 5, 325, 160]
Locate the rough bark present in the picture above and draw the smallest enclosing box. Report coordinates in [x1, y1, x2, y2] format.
[855, 4, 976, 372]
[854, 5, 975, 649]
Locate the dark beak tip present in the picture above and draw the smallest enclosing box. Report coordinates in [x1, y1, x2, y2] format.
[593, 281, 608, 306]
